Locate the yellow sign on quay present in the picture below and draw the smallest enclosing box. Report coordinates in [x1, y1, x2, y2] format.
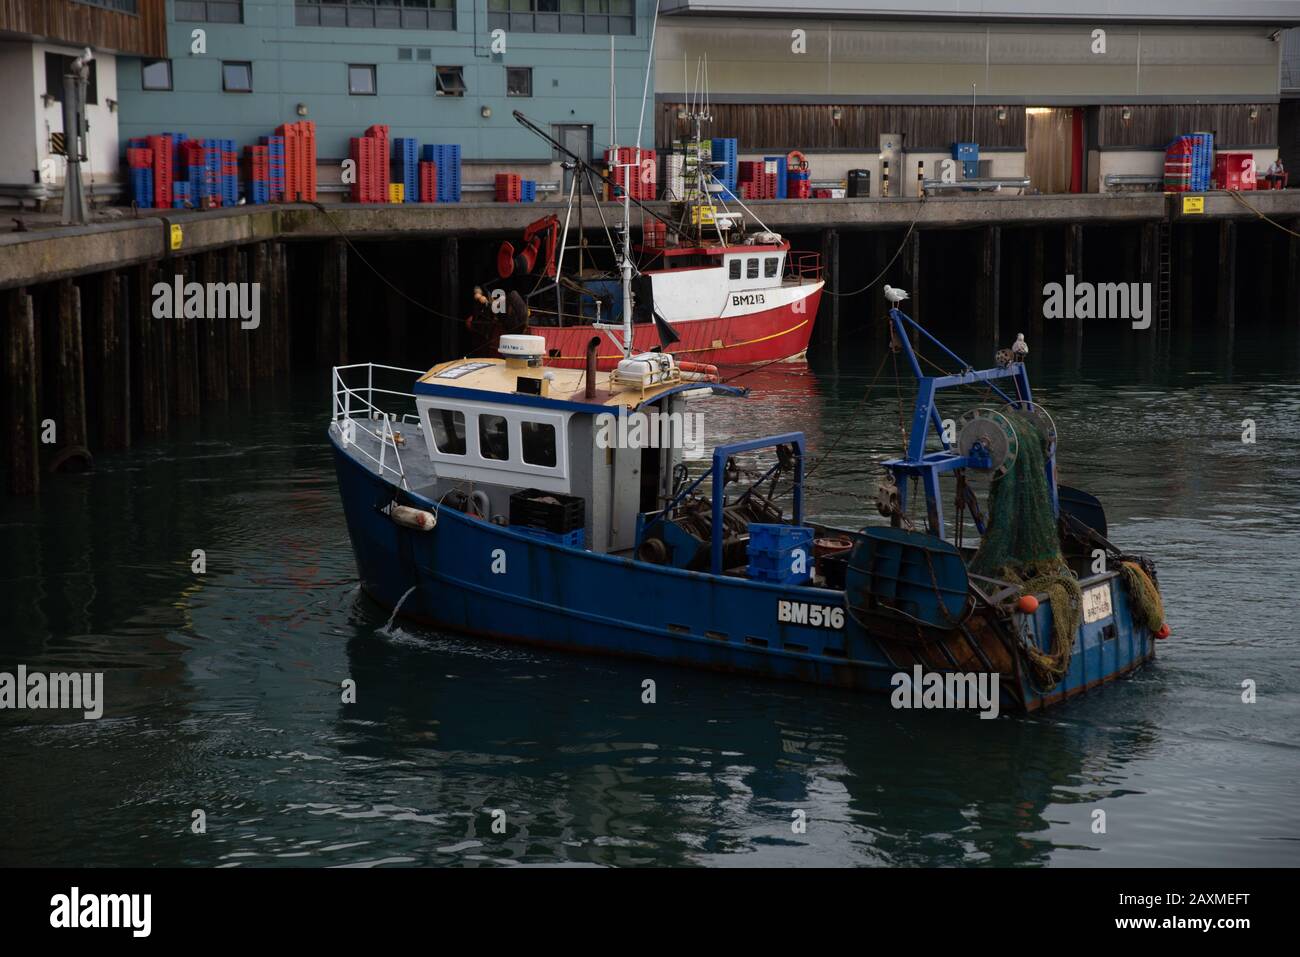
[1182, 196, 1205, 215]
[170, 224, 184, 250]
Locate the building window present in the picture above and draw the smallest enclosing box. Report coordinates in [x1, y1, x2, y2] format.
[45, 53, 98, 105]
[295, 0, 455, 31]
[729, 259, 741, 280]
[479, 415, 510, 461]
[74, 0, 140, 13]
[746, 258, 759, 279]
[349, 64, 377, 95]
[764, 257, 779, 278]
[141, 59, 172, 91]
[436, 65, 466, 97]
[521, 422, 557, 467]
[397, 48, 413, 61]
[222, 61, 253, 93]
[176, 0, 243, 23]
[486, 0, 634, 36]
[507, 67, 533, 98]
[430, 409, 466, 455]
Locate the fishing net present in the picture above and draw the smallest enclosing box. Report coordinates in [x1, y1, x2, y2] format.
[1120, 561, 1165, 632]
[969, 410, 1082, 689]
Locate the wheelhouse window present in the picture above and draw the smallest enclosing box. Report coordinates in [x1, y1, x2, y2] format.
[479, 414, 510, 461]
[430, 409, 466, 455]
[141, 59, 172, 91]
[521, 421, 557, 467]
[764, 257, 779, 278]
[746, 258, 759, 279]
[436, 65, 466, 97]
[221, 61, 253, 93]
[728, 259, 741, 280]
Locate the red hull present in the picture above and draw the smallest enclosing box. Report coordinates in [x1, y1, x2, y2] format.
[526, 289, 823, 370]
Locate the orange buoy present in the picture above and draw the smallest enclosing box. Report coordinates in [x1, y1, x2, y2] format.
[1155, 623, 1171, 639]
[1016, 594, 1039, 614]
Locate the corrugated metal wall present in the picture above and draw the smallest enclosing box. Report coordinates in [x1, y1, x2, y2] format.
[0, 0, 167, 58]
[1098, 104, 1277, 147]
[657, 103, 1025, 150]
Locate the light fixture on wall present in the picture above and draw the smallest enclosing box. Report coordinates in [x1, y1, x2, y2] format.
[1121, 107, 1132, 122]
[41, 92, 56, 108]
[831, 107, 842, 122]
[296, 102, 308, 116]
[996, 108, 1007, 122]
[481, 105, 492, 119]
[1250, 107, 1260, 120]
[106, 98, 118, 113]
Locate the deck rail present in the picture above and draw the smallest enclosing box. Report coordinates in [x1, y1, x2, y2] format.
[331, 362, 426, 490]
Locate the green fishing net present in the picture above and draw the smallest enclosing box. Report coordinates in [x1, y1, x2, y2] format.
[969, 410, 1082, 689]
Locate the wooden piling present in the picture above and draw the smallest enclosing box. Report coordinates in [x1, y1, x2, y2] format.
[977, 226, 1001, 349]
[1178, 225, 1196, 332]
[171, 258, 201, 417]
[132, 263, 164, 434]
[274, 242, 291, 375]
[439, 236, 460, 360]
[819, 228, 840, 355]
[250, 242, 275, 379]
[198, 252, 230, 402]
[5, 290, 40, 495]
[1029, 228, 1045, 338]
[1286, 220, 1300, 332]
[226, 246, 251, 393]
[51, 280, 89, 468]
[1217, 220, 1237, 345]
[96, 271, 130, 452]
[320, 239, 349, 367]
[1064, 224, 1084, 346]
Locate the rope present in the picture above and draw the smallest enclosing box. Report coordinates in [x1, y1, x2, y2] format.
[1224, 190, 1300, 238]
[1120, 560, 1165, 632]
[824, 197, 926, 298]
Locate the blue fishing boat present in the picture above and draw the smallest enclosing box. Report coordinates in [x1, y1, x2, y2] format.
[329, 284, 1170, 714]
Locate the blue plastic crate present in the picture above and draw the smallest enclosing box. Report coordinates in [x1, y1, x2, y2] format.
[764, 155, 789, 198]
[513, 525, 585, 549]
[521, 179, 536, 201]
[748, 523, 814, 553]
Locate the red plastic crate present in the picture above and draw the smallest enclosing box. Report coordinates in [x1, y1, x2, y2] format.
[127, 148, 153, 169]
[1214, 152, 1256, 191]
[419, 161, 438, 203]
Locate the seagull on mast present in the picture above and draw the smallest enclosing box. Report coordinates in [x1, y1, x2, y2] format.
[884, 285, 909, 303]
[1011, 332, 1029, 360]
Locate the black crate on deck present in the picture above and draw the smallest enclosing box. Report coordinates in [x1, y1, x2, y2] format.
[847, 169, 871, 198]
[820, 553, 850, 591]
[509, 489, 585, 533]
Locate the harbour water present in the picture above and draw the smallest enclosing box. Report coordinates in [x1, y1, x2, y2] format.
[2, 322, 1298, 867]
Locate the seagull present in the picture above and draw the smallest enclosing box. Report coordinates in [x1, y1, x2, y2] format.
[884, 285, 909, 303]
[1011, 332, 1029, 359]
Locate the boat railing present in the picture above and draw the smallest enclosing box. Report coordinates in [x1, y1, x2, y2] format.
[331, 362, 426, 490]
[786, 251, 822, 285]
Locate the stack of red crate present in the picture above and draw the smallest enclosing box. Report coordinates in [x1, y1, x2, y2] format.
[738, 160, 778, 200]
[419, 161, 438, 203]
[147, 135, 173, 209]
[495, 172, 522, 203]
[126, 147, 153, 170]
[605, 147, 657, 200]
[365, 124, 389, 202]
[349, 137, 374, 202]
[277, 120, 318, 202]
[642, 221, 667, 247]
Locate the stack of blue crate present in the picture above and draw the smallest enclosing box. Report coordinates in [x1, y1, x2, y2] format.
[711, 137, 738, 201]
[521, 179, 537, 202]
[393, 137, 419, 204]
[221, 138, 239, 207]
[764, 155, 789, 198]
[1190, 132, 1214, 192]
[130, 167, 155, 208]
[171, 181, 192, 208]
[746, 524, 815, 585]
[421, 144, 462, 202]
[512, 526, 585, 548]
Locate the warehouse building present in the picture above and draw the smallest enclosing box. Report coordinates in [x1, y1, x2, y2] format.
[655, 0, 1298, 196]
[0, 0, 167, 203]
[114, 0, 656, 197]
